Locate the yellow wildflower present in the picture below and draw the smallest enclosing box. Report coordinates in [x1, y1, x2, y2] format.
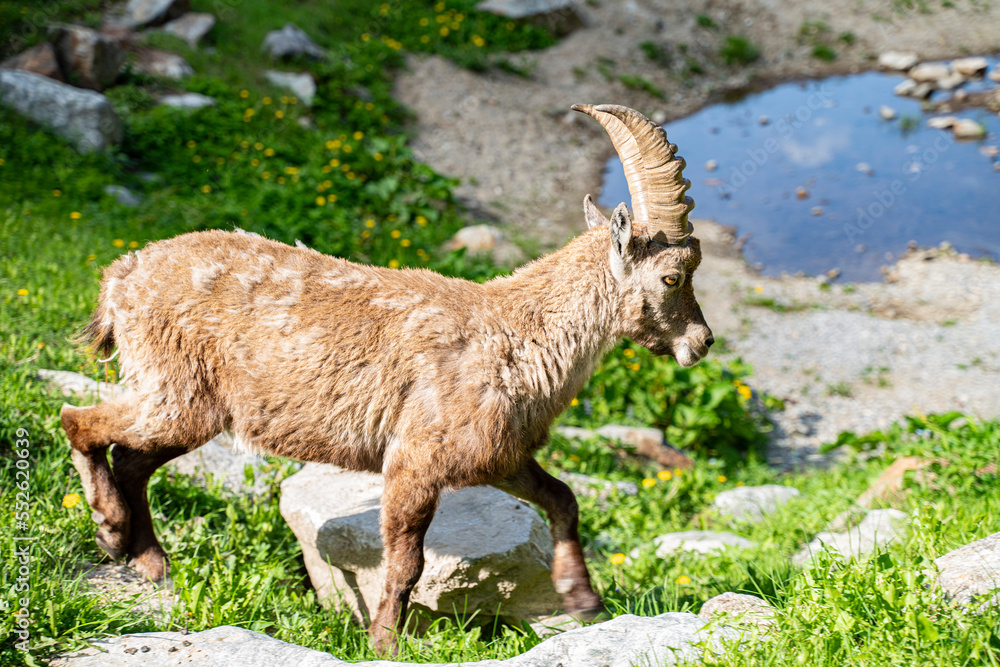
[472, 34, 485, 47]
[186, 140, 197, 148]
[439, 26, 449, 36]
[192, 155, 201, 163]
[277, 176, 286, 184]
[275, 110, 285, 119]
[676, 575, 691, 585]
[390, 230, 402, 239]
[374, 153, 383, 161]
[365, 219, 376, 228]
[401, 239, 411, 247]
[754, 285, 764, 294]
[113, 239, 125, 248]
[251, 159, 260, 167]
[642, 478, 656, 488]
[284, 166, 299, 175]
[52, 189, 61, 197]
[420, 35, 430, 44]
[657, 470, 672, 481]
[420, 17, 429, 26]
[388, 260, 400, 269]
[737, 481, 745, 487]
[86, 254, 96, 261]
[416, 215, 428, 226]
[610, 553, 626, 565]
[316, 196, 326, 206]
[263, 97, 272, 105]
[623, 348, 636, 358]
[17, 288, 28, 296]
[361, 230, 371, 239]
[70, 211, 81, 220]
[262, 171, 271, 179]
[570, 398, 579, 406]
[264, 148, 275, 157]
[201, 185, 211, 194]
[62, 493, 81, 509]
[737, 385, 752, 399]
[240, 89, 249, 98]
[353, 131, 364, 141]
[129, 241, 139, 249]
[718, 475, 727, 483]
[254, 142, 264, 150]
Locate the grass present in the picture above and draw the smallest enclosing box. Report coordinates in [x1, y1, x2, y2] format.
[3, 0, 1000, 665]
[720, 36, 760, 67]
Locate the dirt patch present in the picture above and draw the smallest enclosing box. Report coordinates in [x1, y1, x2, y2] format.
[394, 0, 1000, 465]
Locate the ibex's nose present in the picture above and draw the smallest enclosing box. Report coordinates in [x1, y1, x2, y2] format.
[705, 335, 715, 348]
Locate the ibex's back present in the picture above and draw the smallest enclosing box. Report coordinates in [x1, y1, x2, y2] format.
[62, 103, 713, 655]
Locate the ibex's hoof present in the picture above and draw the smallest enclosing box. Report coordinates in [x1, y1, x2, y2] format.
[129, 549, 169, 583]
[563, 590, 607, 620]
[95, 532, 126, 561]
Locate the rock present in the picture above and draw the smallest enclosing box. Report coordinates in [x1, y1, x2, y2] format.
[507, 613, 740, 666]
[527, 612, 583, 638]
[990, 66, 1000, 83]
[758, 115, 769, 125]
[795, 186, 808, 199]
[264, 70, 316, 106]
[933, 531, 1000, 609]
[952, 118, 986, 140]
[159, 92, 216, 109]
[878, 105, 897, 120]
[951, 56, 988, 77]
[714, 484, 800, 522]
[825, 268, 841, 280]
[443, 224, 526, 267]
[893, 78, 933, 99]
[0, 43, 64, 81]
[160, 12, 215, 49]
[279, 464, 561, 626]
[649, 530, 756, 557]
[936, 72, 965, 90]
[698, 592, 775, 628]
[48, 23, 126, 91]
[104, 184, 142, 206]
[130, 48, 192, 80]
[705, 159, 718, 171]
[167, 435, 273, 495]
[0, 73, 122, 152]
[855, 162, 873, 176]
[262, 23, 326, 60]
[878, 51, 919, 71]
[557, 471, 637, 507]
[124, 0, 190, 28]
[810, 206, 824, 216]
[908, 61, 950, 83]
[793, 509, 909, 566]
[475, 0, 584, 36]
[50, 614, 739, 666]
[927, 115, 959, 129]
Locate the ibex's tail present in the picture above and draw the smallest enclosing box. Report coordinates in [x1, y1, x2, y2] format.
[77, 253, 138, 359]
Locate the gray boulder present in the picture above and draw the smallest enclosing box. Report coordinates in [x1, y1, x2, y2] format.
[279, 464, 561, 626]
[262, 23, 326, 60]
[104, 184, 143, 206]
[167, 434, 274, 495]
[699, 592, 775, 628]
[794, 509, 909, 566]
[48, 23, 126, 91]
[1, 57, 124, 157]
[49, 613, 739, 666]
[123, 0, 190, 27]
[933, 531, 1000, 609]
[159, 92, 215, 109]
[131, 48, 193, 80]
[649, 530, 756, 557]
[160, 12, 216, 49]
[264, 70, 317, 106]
[878, 51, 919, 71]
[36, 368, 129, 401]
[908, 61, 950, 83]
[714, 485, 800, 522]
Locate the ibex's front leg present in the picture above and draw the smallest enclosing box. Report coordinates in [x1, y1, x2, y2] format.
[493, 458, 603, 615]
[369, 475, 440, 655]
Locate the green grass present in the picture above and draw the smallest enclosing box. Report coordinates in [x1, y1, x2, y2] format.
[3, 0, 1000, 665]
[720, 36, 760, 67]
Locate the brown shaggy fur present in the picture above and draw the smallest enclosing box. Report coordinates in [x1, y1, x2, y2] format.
[61, 200, 712, 653]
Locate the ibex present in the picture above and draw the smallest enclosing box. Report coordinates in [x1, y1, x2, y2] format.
[61, 104, 713, 652]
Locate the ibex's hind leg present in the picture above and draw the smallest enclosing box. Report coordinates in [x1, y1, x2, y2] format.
[493, 458, 604, 616]
[61, 402, 138, 562]
[110, 444, 191, 582]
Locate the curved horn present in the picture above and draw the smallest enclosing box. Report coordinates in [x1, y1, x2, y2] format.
[572, 103, 694, 245]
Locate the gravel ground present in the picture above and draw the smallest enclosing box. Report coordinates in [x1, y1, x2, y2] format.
[393, 0, 1000, 466]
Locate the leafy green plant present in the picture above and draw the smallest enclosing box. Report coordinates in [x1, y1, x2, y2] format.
[560, 341, 770, 457]
[719, 35, 760, 66]
[618, 74, 666, 100]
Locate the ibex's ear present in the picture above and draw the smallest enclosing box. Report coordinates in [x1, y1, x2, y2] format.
[609, 202, 633, 259]
[583, 194, 608, 229]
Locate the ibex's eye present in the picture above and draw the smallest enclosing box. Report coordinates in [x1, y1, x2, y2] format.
[663, 275, 679, 287]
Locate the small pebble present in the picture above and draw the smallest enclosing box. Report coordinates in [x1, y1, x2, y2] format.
[795, 187, 809, 199]
[169, 646, 179, 653]
[826, 268, 841, 279]
[979, 146, 999, 158]
[811, 206, 824, 216]
[854, 244, 867, 253]
[182, 640, 192, 647]
[879, 105, 897, 120]
[141, 646, 151, 653]
[856, 162, 874, 176]
[705, 159, 718, 171]
[758, 115, 769, 125]
[124, 648, 138, 655]
[994, 163, 1000, 172]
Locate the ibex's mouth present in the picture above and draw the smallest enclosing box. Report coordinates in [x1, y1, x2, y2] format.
[673, 342, 707, 367]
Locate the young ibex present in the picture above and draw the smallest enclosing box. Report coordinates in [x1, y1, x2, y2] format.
[61, 104, 713, 652]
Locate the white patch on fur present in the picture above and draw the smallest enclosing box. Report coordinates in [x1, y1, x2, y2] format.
[191, 262, 226, 294]
[231, 431, 265, 456]
[370, 292, 424, 310]
[321, 271, 367, 289]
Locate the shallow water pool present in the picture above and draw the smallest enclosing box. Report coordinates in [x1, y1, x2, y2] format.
[599, 59, 1000, 281]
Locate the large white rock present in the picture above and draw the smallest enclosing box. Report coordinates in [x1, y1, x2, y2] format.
[159, 92, 215, 109]
[878, 51, 919, 71]
[49, 614, 740, 666]
[160, 12, 216, 49]
[908, 61, 950, 83]
[650, 530, 756, 557]
[443, 224, 526, 266]
[265, 70, 317, 106]
[951, 56, 988, 77]
[793, 509, 909, 565]
[124, 0, 190, 27]
[280, 464, 561, 625]
[557, 471, 637, 507]
[699, 591, 775, 628]
[0, 70, 122, 152]
[132, 49, 193, 80]
[262, 23, 326, 60]
[933, 531, 1000, 609]
[48, 23, 125, 91]
[714, 485, 800, 522]
[952, 118, 987, 140]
